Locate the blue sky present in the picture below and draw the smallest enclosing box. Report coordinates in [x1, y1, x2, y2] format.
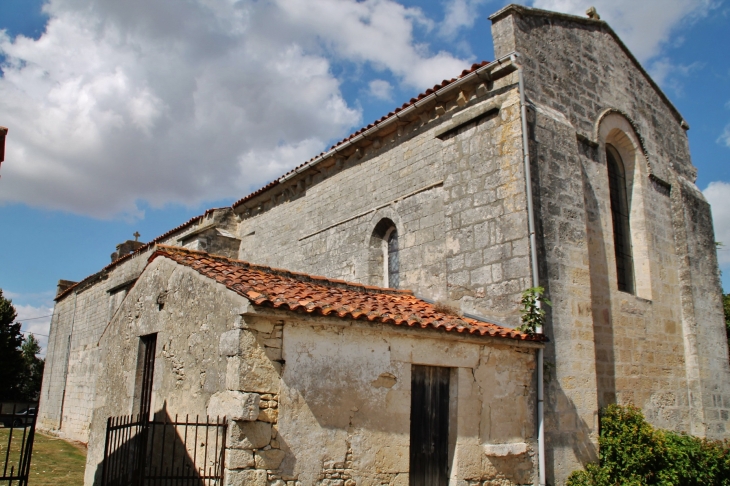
[1, 0, 729, 353]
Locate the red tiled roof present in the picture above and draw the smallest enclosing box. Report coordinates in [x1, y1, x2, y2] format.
[231, 61, 491, 209]
[149, 245, 542, 342]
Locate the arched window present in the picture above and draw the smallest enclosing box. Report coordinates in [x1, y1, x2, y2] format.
[369, 218, 400, 289]
[384, 226, 399, 289]
[606, 144, 634, 293]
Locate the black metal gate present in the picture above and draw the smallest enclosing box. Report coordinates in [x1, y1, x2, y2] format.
[101, 414, 226, 486]
[0, 403, 37, 486]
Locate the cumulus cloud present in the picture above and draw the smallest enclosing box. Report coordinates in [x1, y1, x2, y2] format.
[439, 0, 488, 39]
[368, 79, 393, 101]
[704, 181, 730, 266]
[529, 0, 715, 62]
[0, 0, 471, 219]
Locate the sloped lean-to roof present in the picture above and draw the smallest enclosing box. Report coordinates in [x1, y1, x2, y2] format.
[149, 245, 543, 342]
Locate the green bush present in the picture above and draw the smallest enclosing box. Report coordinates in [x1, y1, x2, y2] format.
[567, 404, 730, 486]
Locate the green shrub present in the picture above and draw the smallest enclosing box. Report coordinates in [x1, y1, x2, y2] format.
[567, 404, 730, 486]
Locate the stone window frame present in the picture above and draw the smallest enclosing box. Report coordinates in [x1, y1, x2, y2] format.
[383, 225, 399, 289]
[367, 213, 403, 289]
[597, 112, 653, 300]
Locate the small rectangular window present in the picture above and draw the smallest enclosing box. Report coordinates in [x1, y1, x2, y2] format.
[410, 365, 450, 486]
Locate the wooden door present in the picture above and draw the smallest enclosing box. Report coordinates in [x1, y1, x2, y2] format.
[409, 365, 450, 486]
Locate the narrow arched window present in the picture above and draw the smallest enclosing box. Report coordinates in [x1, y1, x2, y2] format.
[369, 218, 400, 288]
[606, 144, 635, 293]
[385, 226, 399, 289]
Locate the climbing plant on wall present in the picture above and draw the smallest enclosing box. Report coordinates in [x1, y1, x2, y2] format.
[517, 286, 551, 335]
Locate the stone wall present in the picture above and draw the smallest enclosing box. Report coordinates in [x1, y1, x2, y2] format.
[490, 5, 730, 483]
[236, 71, 532, 326]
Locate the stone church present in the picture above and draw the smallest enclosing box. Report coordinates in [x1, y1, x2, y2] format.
[37, 4, 730, 485]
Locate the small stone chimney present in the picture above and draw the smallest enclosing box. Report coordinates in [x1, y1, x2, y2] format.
[111, 232, 146, 262]
[56, 279, 78, 297]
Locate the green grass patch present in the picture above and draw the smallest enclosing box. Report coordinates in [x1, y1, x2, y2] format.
[1, 428, 86, 485]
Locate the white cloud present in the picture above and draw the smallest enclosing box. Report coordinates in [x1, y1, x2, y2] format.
[368, 79, 393, 101]
[648, 58, 703, 95]
[439, 0, 488, 39]
[704, 181, 730, 266]
[719, 124, 730, 148]
[0, 0, 471, 219]
[529, 0, 715, 62]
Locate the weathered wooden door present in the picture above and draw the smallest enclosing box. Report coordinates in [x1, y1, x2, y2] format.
[409, 365, 450, 486]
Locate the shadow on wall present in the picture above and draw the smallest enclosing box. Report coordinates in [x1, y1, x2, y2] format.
[582, 162, 617, 408]
[527, 119, 601, 481]
[94, 402, 226, 486]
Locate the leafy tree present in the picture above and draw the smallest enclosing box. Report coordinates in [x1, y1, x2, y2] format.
[19, 333, 45, 401]
[0, 288, 24, 401]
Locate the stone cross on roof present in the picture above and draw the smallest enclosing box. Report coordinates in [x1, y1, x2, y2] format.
[133, 231, 141, 242]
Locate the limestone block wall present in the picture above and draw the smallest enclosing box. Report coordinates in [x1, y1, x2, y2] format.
[236, 77, 532, 326]
[84, 257, 249, 486]
[490, 5, 730, 483]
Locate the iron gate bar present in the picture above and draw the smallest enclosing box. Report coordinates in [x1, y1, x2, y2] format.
[1, 402, 38, 486]
[101, 413, 226, 486]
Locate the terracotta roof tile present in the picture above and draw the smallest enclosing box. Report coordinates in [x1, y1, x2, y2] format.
[150, 245, 542, 342]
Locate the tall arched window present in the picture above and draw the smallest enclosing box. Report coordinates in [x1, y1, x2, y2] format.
[606, 144, 635, 293]
[384, 226, 399, 289]
[370, 218, 400, 289]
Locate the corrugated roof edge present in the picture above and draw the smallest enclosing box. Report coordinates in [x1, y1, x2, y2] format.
[54, 208, 228, 302]
[148, 244, 413, 296]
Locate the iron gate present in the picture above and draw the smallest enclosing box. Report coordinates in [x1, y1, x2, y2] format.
[0, 403, 37, 486]
[101, 414, 227, 486]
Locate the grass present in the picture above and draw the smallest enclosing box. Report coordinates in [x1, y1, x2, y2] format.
[1, 428, 86, 485]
